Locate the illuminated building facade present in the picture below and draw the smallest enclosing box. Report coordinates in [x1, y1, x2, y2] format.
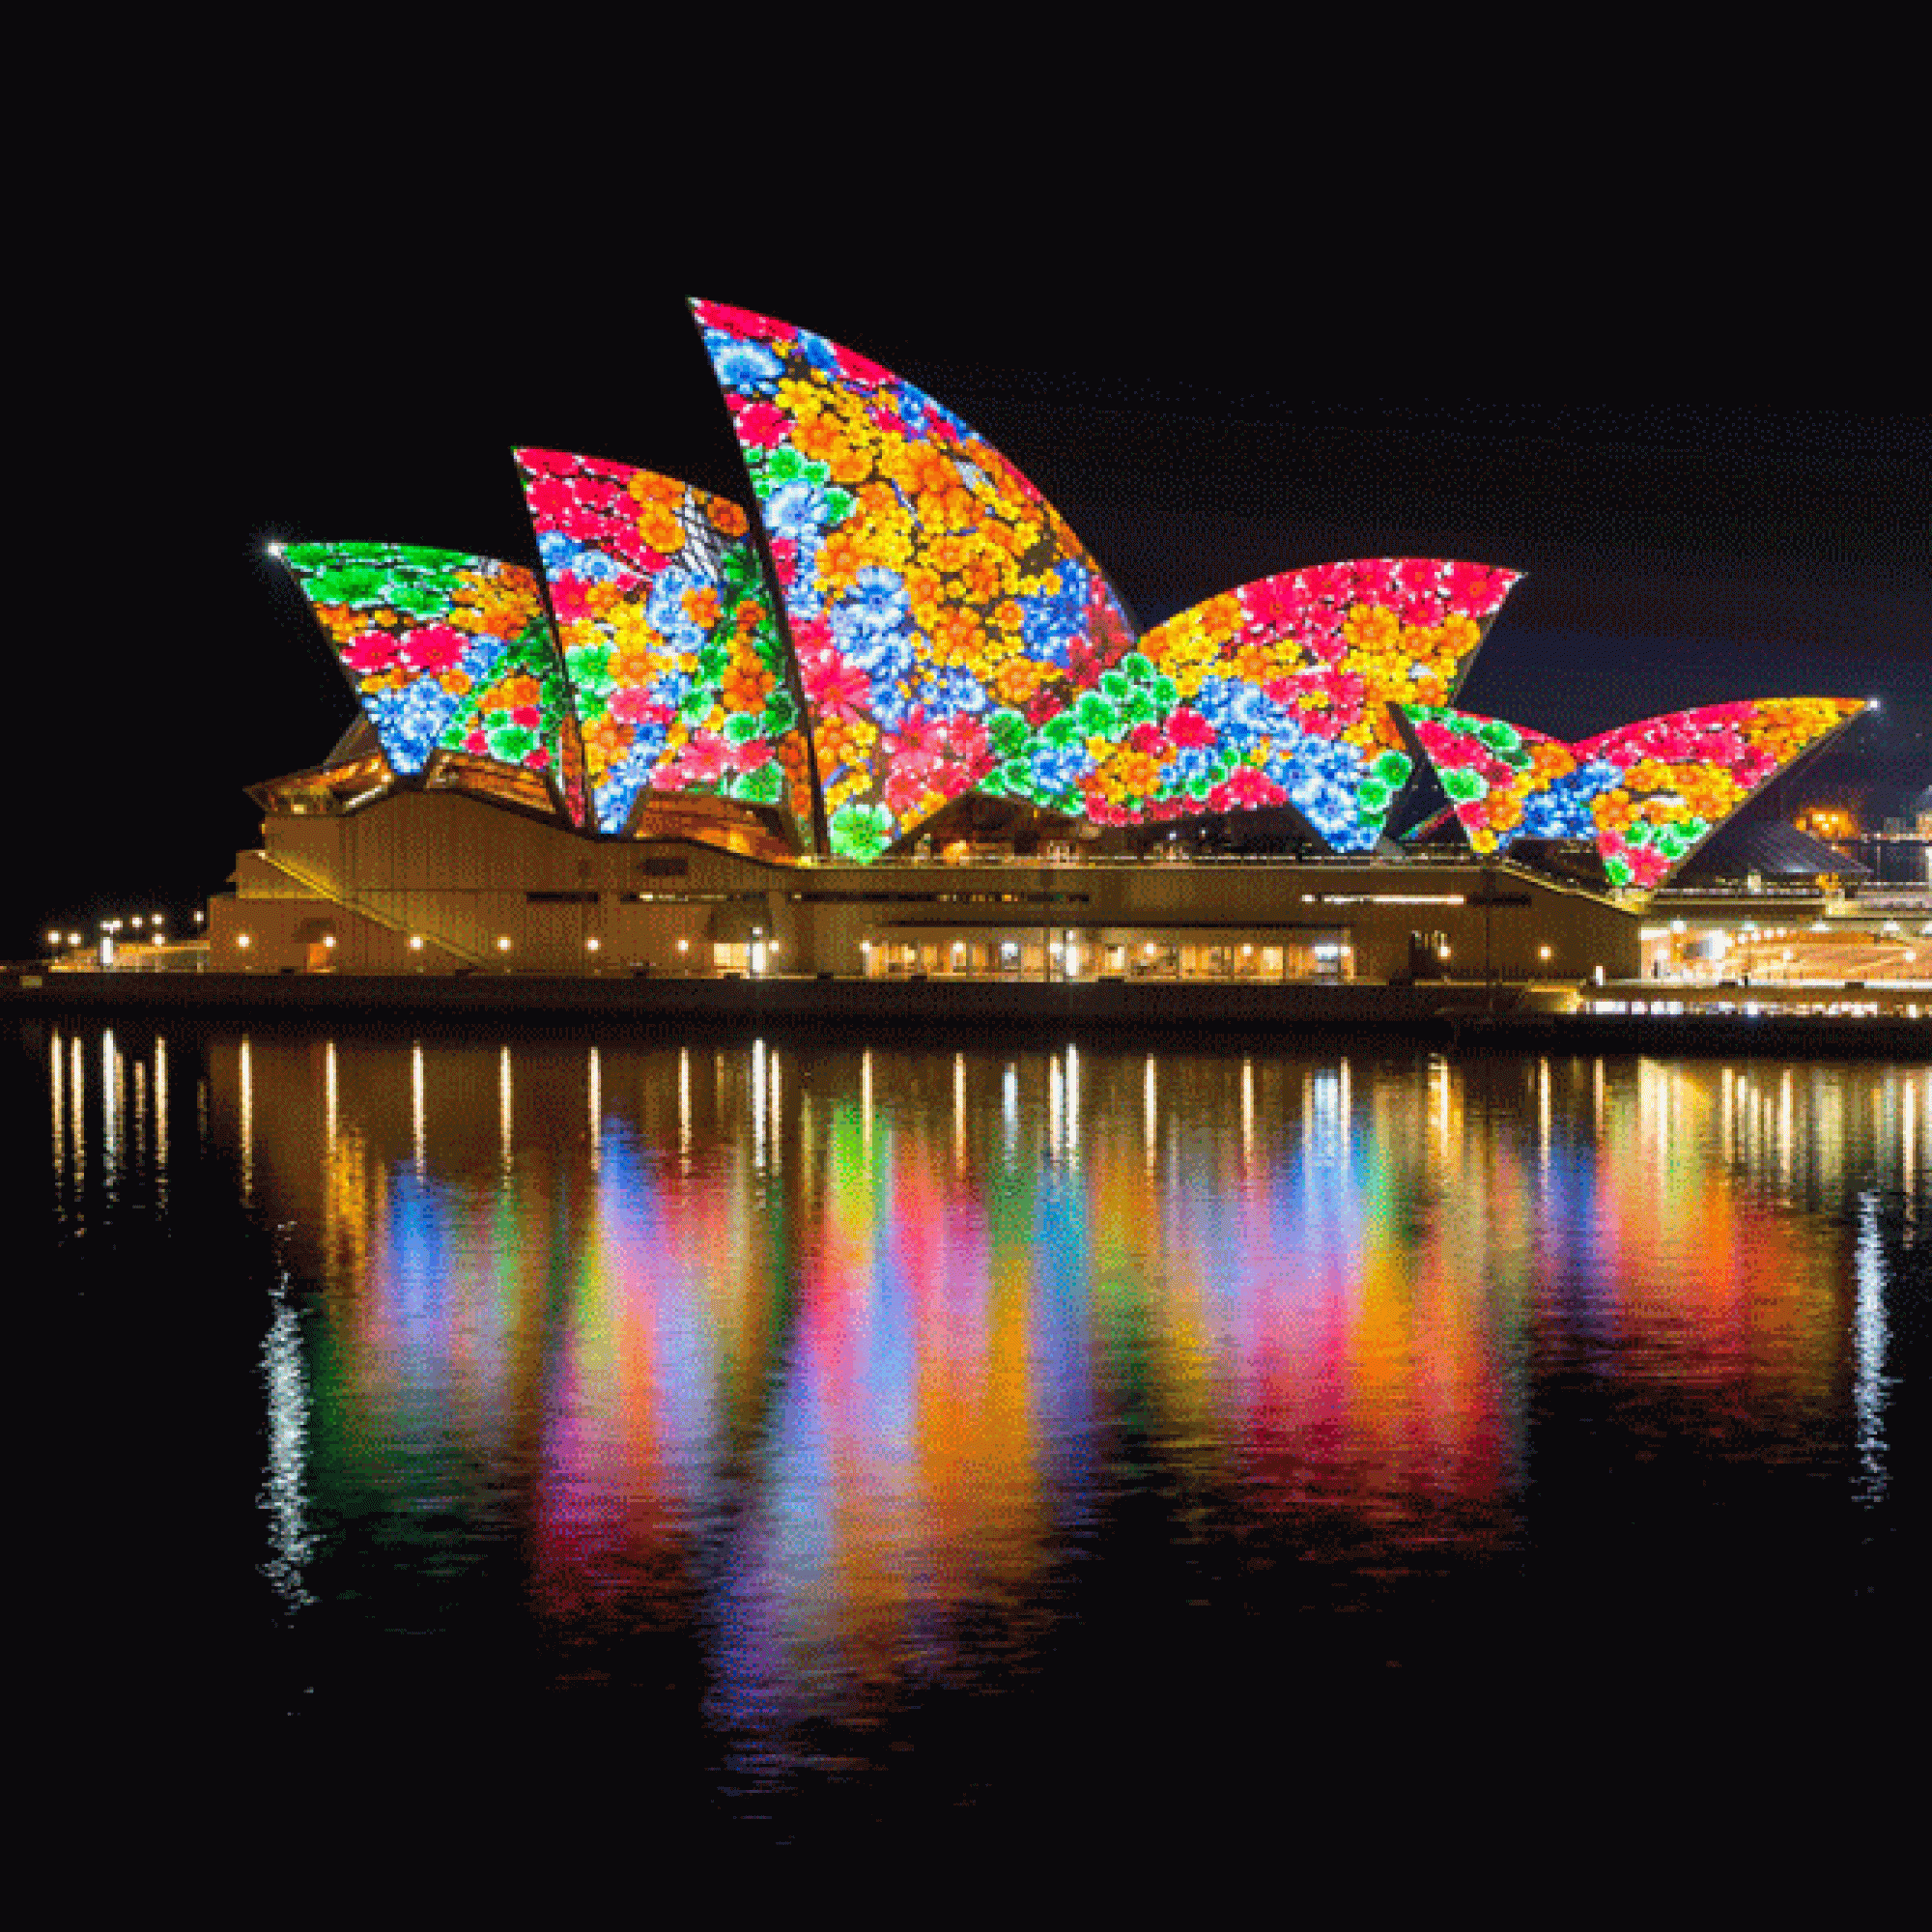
[223, 303, 1864, 981]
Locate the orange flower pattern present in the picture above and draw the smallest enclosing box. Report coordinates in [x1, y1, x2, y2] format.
[982, 560, 1518, 848]
[283, 542, 586, 825]
[1404, 699, 1866, 886]
[517, 450, 813, 835]
[695, 300, 1135, 860]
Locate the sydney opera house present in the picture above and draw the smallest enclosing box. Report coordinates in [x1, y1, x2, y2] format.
[224, 300, 1865, 984]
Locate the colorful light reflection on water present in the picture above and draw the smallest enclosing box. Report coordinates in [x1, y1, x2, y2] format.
[35, 1024, 1930, 1827]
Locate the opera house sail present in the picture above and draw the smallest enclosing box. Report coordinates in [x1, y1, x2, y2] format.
[694, 298, 1140, 861]
[1401, 699, 1865, 887]
[280, 542, 590, 827]
[513, 450, 817, 840]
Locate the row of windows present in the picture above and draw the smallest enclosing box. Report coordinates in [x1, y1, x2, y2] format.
[787, 890, 1092, 905]
[526, 890, 757, 906]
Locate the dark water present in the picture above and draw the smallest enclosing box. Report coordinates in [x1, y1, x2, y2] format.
[34, 1021, 1929, 1836]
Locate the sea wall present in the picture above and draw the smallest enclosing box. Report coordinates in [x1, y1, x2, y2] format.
[8, 970, 1928, 1056]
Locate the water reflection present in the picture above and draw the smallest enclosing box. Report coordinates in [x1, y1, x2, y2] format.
[1855, 1189, 1889, 1505]
[32, 1024, 1932, 1793]
[262, 1268, 314, 1608]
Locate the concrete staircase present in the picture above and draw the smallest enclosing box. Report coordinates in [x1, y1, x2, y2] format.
[253, 849, 489, 968]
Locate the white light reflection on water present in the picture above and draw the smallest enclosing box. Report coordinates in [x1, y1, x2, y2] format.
[238, 1035, 253, 1204]
[1306, 1062, 1344, 1177]
[50, 1025, 64, 1185]
[498, 1044, 513, 1178]
[588, 1044, 602, 1175]
[753, 1037, 769, 1173]
[261, 1269, 314, 1608]
[1780, 1066, 1795, 1195]
[411, 1039, 425, 1178]
[1853, 1187, 1889, 1507]
[100, 1029, 119, 1188]
[154, 1035, 167, 1199]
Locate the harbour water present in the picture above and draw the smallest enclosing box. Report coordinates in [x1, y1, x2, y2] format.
[35, 1021, 1928, 1837]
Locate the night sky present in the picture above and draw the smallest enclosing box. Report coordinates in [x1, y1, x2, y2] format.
[22, 286, 1926, 963]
